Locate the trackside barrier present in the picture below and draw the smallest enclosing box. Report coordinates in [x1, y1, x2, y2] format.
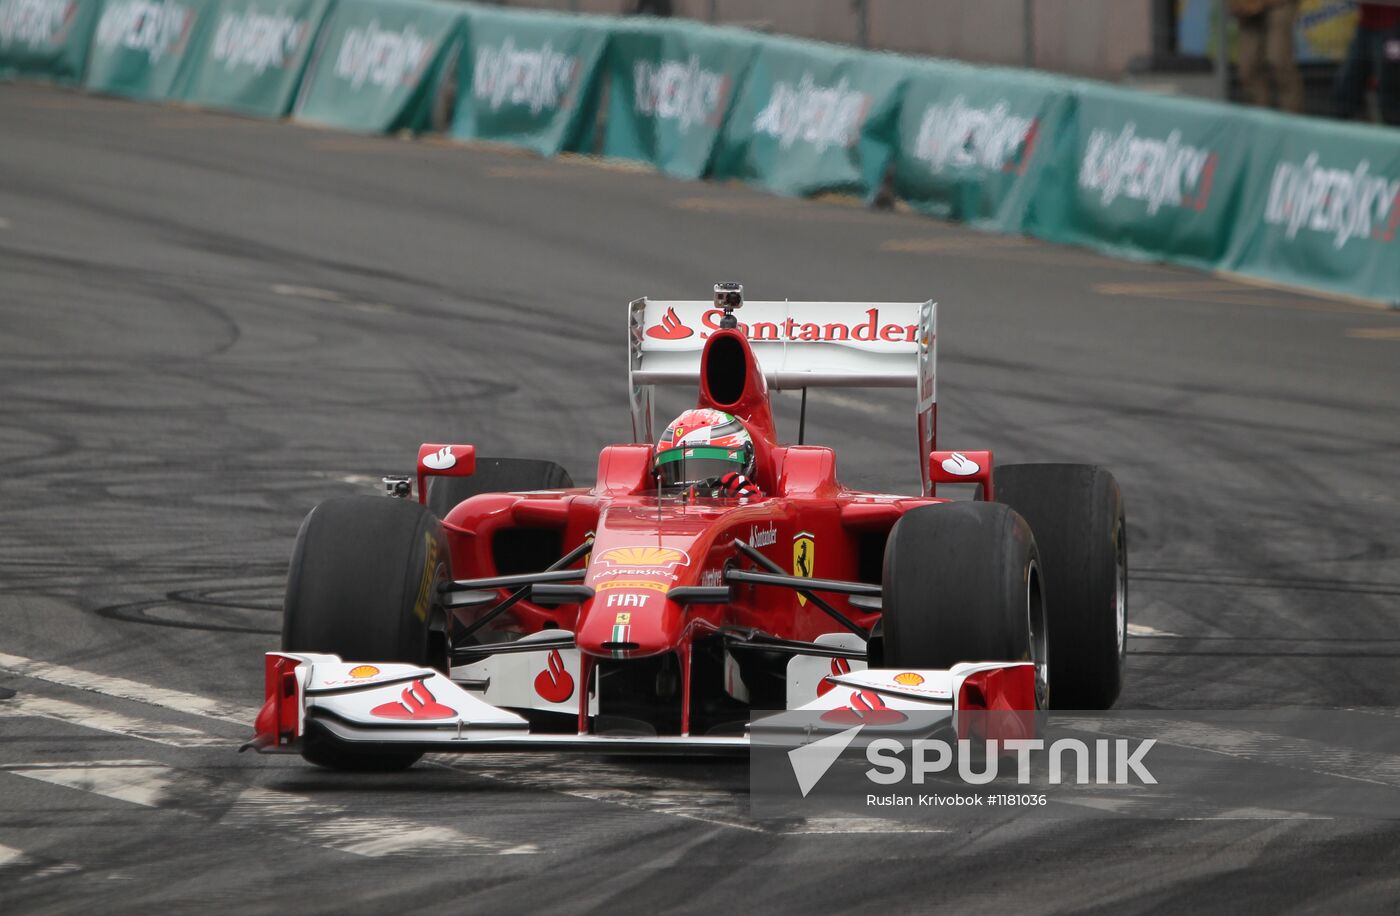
[291, 0, 462, 133]
[83, 0, 219, 99]
[1024, 82, 1260, 272]
[1228, 113, 1400, 303]
[600, 18, 759, 180]
[709, 32, 909, 200]
[1, 0, 1395, 304]
[890, 60, 1073, 234]
[0, 0, 104, 83]
[449, 5, 610, 157]
[179, 0, 331, 117]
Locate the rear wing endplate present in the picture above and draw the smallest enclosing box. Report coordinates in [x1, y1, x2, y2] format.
[628, 298, 937, 493]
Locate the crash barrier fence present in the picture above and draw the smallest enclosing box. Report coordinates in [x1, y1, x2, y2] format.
[3, 0, 1397, 304]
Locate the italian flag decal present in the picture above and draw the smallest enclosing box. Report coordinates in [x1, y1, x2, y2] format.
[610, 623, 632, 658]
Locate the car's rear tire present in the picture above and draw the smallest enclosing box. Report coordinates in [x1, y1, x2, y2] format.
[426, 457, 573, 520]
[993, 464, 1126, 710]
[881, 502, 1047, 709]
[283, 496, 450, 770]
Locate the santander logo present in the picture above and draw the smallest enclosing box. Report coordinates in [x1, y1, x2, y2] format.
[370, 679, 456, 720]
[644, 307, 918, 345]
[816, 657, 852, 697]
[940, 452, 980, 476]
[533, 649, 575, 703]
[646, 306, 694, 340]
[422, 446, 456, 470]
[820, 689, 908, 726]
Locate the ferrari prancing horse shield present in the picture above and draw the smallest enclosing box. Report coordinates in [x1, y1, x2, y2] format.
[792, 532, 815, 606]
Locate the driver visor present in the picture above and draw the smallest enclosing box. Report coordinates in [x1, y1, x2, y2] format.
[655, 445, 744, 488]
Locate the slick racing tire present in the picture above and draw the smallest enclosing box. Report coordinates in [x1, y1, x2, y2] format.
[881, 502, 1047, 709]
[426, 457, 574, 520]
[283, 496, 450, 771]
[993, 464, 1126, 710]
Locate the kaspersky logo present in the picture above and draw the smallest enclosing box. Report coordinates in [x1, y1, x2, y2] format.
[333, 20, 432, 90]
[1078, 122, 1217, 215]
[210, 7, 311, 75]
[753, 73, 873, 152]
[913, 96, 1039, 175]
[473, 37, 579, 115]
[597, 546, 688, 568]
[1264, 153, 1400, 248]
[632, 54, 729, 133]
[94, 0, 194, 62]
[0, 0, 76, 48]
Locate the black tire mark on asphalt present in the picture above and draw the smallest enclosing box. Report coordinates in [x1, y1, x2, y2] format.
[94, 584, 282, 636]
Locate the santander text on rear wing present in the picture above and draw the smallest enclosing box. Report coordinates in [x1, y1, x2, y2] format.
[628, 298, 936, 491]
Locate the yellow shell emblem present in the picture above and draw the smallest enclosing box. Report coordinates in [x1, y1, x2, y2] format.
[349, 665, 380, 679]
[599, 546, 687, 568]
[893, 672, 925, 686]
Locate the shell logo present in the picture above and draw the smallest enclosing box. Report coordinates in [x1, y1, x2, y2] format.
[598, 546, 689, 568]
[893, 672, 925, 686]
[349, 665, 380, 679]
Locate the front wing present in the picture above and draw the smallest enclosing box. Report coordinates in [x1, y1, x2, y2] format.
[245, 652, 1037, 756]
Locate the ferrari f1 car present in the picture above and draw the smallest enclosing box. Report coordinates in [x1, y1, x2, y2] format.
[247, 289, 1127, 769]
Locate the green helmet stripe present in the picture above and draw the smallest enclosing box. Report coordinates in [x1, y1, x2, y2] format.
[655, 446, 743, 466]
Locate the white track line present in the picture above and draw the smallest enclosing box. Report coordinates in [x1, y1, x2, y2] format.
[0, 652, 258, 724]
[0, 842, 82, 880]
[0, 694, 227, 748]
[5, 760, 536, 857]
[434, 755, 939, 835]
[431, 755, 772, 833]
[1060, 716, 1400, 789]
[784, 817, 946, 834]
[1126, 623, 1181, 638]
[0, 650, 925, 833]
[0, 652, 794, 833]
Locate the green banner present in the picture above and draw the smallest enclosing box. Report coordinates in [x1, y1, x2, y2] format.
[1025, 84, 1257, 270]
[1230, 116, 1400, 305]
[178, 0, 330, 116]
[600, 20, 757, 180]
[83, 0, 217, 99]
[0, 0, 103, 82]
[293, 0, 460, 133]
[891, 61, 1071, 233]
[710, 35, 909, 199]
[3, 0, 1395, 306]
[449, 7, 609, 157]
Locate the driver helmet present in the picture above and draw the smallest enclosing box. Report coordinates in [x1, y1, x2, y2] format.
[654, 408, 755, 493]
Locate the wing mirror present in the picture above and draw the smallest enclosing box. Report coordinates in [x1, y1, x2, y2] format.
[415, 444, 477, 503]
[928, 450, 993, 501]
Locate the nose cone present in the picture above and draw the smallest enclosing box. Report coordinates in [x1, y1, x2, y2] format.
[577, 589, 684, 659]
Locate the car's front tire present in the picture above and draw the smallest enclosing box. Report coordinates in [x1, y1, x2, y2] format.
[881, 502, 1047, 709]
[283, 496, 450, 770]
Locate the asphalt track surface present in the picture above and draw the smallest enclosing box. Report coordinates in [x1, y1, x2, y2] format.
[2, 81, 1400, 914]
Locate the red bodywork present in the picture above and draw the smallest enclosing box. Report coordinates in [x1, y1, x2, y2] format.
[425, 328, 990, 735]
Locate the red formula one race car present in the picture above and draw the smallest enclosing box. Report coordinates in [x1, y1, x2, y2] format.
[247, 285, 1127, 769]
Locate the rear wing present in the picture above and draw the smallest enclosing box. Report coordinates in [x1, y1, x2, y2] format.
[628, 298, 937, 494]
